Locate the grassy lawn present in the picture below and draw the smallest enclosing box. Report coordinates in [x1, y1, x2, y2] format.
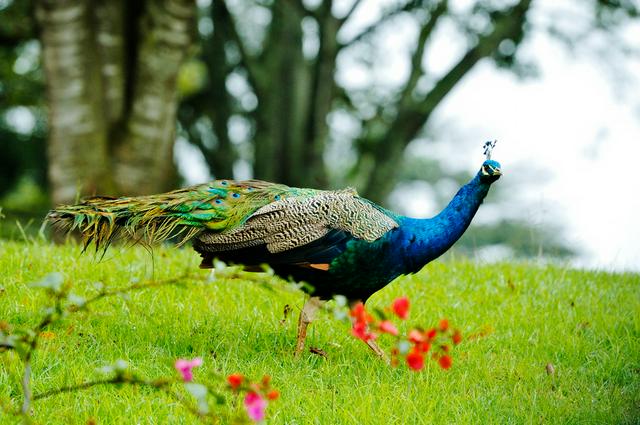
[1, 240, 639, 424]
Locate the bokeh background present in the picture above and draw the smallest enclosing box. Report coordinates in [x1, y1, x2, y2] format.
[1, 0, 638, 270]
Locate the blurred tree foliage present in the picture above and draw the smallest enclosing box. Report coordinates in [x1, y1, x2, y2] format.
[0, 0, 638, 256]
[179, 0, 638, 202]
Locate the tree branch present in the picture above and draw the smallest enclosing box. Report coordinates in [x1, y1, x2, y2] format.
[338, 0, 421, 49]
[284, 0, 319, 20]
[359, 0, 533, 202]
[415, 0, 532, 117]
[338, 0, 364, 26]
[219, 0, 264, 97]
[302, 0, 339, 187]
[398, 0, 448, 108]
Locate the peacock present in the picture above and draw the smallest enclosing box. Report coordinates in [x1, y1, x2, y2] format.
[47, 142, 501, 357]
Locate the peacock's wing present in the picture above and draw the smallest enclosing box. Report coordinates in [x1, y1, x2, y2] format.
[196, 185, 399, 254]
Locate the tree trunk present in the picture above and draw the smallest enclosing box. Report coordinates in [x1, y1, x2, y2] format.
[36, 0, 113, 205]
[302, 2, 339, 188]
[253, 1, 310, 184]
[38, 0, 196, 204]
[113, 0, 195, 194]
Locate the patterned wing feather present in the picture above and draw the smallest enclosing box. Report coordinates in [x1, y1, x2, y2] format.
[196, 188, 399, 253]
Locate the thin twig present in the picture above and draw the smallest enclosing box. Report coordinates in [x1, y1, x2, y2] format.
[32, 378, 119, 401]
[19, 297, 63, 415]
[20, 362, 31, 415]
[80, 274, 201, 310]
[33, 376, 207, 421]
[339, 0, 363, 26]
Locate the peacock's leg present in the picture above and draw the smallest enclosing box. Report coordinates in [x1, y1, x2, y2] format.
[365, 338, 390, 364]
[294, 296, 324, 357]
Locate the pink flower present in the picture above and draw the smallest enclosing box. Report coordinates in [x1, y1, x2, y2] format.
[391, 297, 410, 320]
[408, 329, 425, 343]
[378, 320, 399, 336]
[244, 391, 267, 422]
[174, 357, 202, 382]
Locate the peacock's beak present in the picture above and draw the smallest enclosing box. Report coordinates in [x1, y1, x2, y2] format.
[493, 167, 502, 176]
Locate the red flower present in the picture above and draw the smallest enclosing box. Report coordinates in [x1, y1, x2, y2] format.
[452, 330, 462, 345]
[351, 321, 376, 341]
[426, 328, 437, 339]
[439, 319, 449, 332]
[349, 302, 373, 324]
[406, 350, 425, 371]
[261, 375, 271, 387]
[438, 354, 452, 370]
[267, 390, 280, 400]
[227, 373, 244, 390]
[378, 320, 399, 336]
[391, 297, 410, 320]
[408, 329, 425, 343]
[415, 341, 431, 353]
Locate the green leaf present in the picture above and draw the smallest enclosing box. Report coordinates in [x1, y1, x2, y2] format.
[98, 365, 114, 375]
[30, 272, 64, 294]
[114, 359, 129, 373]
[333, 310, 347, 321]
[67, 293, 86, 308]
[333, 295, 348, 308]
[184, 383, 209, 414]
[397, 341, 411, 355]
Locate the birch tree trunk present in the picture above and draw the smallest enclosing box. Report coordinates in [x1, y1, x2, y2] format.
[36, 0, 113, 204]
[114, 0, 195, 195]
[37, 0, 195, 205]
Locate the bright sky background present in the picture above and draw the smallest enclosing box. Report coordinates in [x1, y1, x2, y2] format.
[178, 0, 640, 272]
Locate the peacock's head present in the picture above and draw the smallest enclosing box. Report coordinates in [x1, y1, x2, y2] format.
[479, 159, 502, 183]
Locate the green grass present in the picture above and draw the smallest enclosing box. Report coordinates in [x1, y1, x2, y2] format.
[1, 240, 639, 424]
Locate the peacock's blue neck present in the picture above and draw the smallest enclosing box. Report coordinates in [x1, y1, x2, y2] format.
[395, 174, 491, 272]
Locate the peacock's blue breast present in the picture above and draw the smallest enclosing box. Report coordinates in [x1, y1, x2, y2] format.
[325, 221, 427, 300]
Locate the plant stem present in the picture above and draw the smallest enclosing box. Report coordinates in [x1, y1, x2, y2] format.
[20, 362, 31, 415]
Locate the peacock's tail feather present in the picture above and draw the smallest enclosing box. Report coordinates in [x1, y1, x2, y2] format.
[47, 179, 310, 252]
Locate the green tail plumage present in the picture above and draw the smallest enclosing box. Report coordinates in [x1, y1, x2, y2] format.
[47, 179, 307, 252]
